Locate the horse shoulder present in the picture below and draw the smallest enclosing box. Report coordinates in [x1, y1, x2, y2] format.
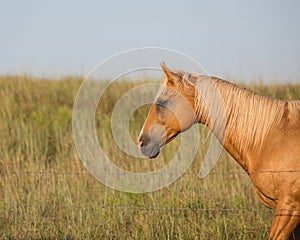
[248, 102, 300, 208]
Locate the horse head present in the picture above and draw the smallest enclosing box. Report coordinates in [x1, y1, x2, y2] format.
[137, 62, 197, 158]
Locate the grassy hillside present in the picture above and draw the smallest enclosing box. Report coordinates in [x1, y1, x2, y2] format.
[0, 75, 299, 239]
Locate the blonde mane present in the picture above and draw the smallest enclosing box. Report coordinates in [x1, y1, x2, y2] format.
[183, 74, 299, 153]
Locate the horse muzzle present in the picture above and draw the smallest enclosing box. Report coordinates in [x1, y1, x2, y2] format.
[137, 132, 165, 158]
[138, 143, 161, 158]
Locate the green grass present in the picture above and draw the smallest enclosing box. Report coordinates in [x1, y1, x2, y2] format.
[0, 75, 299, 239]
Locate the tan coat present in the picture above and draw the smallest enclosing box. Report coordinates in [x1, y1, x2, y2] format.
[138, 62, 300, 239]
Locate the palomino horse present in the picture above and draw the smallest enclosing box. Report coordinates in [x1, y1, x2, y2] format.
[138, 62, 300, 239]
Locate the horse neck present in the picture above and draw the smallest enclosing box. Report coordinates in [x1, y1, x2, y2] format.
[194, 77, 285, 170]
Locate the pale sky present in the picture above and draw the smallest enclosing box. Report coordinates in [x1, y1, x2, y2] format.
[1, 0, 300, 82]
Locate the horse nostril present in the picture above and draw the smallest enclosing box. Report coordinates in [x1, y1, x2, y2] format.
[138, 134, 150, 147]
[137, 137, 144, 147]
[138, 141, 144, 147]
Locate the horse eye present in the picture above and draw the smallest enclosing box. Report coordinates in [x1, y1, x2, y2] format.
[156, 98, 168, 106]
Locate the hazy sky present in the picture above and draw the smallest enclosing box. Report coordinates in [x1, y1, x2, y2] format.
[1, 0, 300, 82]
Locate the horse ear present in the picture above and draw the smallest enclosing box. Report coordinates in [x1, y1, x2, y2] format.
[160, 62, 181, 85]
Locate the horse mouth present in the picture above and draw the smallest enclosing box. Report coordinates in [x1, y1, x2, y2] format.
[139, 133, 179, 159]
[139, 143, 162, 158]
[149, 150, 160, 159]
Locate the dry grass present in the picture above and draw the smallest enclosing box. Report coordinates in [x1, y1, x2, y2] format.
[0, 75, 299, 239]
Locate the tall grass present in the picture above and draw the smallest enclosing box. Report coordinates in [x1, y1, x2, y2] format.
[0, 75, 299, 239]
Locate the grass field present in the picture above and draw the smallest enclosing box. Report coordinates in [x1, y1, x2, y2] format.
[0, 75, 299, 239]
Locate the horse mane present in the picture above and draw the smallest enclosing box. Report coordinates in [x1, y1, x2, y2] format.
[180, 73, 297, 153]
